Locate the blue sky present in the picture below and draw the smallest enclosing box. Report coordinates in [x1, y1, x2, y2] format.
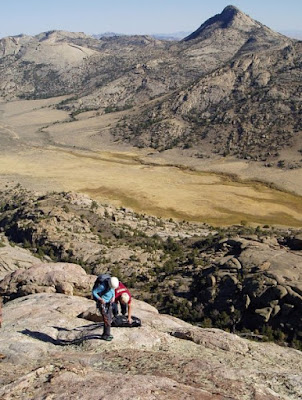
[0, 0, 301, 38]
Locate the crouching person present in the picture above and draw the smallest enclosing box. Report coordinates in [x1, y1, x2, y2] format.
[92, 275, 119, 341]
[112, 281, 132, 324]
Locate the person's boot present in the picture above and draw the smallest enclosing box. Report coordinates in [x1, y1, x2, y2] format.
[101, 324, 113, 341]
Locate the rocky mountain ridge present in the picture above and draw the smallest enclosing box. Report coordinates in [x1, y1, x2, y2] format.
[118, 41, 301, 164]
[0, 6, 300, 165]
[184, 5, 268, 41]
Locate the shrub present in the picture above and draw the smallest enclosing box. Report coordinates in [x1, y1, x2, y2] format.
[91, 201, 98, 210]
[62, 204, 70, 213]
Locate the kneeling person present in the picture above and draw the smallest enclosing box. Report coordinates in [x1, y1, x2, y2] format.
[113, 282, 132, 323]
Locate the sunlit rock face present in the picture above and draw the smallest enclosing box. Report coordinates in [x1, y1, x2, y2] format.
[0, 292, 301, 399]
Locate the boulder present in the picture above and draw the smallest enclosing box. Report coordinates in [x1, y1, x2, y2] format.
[219, 256, 242, 271]
[239, 245, 302, 286]
[78, 305, 103, 322]
[286, 287, 302, 308]
[0, 234, 39, 280]
[257, 285, 288, 306]
[254, 307, 273, 323]
[271, 305, 281, 317]
[287, 234, 302, 250]
[0, 262, 96, 300]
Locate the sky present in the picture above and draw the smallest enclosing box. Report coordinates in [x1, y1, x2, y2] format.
[0, 0, 301, 38]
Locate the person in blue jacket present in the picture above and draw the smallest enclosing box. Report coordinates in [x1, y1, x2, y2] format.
[92, 275, 119, 341]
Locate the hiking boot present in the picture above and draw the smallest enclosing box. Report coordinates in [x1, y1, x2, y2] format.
[101, 334, 113, 341]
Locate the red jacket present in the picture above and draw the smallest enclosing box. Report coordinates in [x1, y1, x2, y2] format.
[115, 282, 132, 304]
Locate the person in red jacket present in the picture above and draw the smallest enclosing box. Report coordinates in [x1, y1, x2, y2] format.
[113, 282, 132, 323]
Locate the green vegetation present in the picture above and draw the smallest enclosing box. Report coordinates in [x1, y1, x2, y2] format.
[1, 187, 301, 350]
[70, 107, 97, 119]
[104, 103, 133, 113]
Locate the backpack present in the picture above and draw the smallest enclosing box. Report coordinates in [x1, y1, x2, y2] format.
[112, 315, 142, 328]
[92, 274, 111, 301]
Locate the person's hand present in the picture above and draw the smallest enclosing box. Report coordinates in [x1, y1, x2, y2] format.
[128, 316, 132, 324]
[98, 298, 105, 305]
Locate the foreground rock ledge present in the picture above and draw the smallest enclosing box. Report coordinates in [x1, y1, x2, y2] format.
[0, 293, 301, 399]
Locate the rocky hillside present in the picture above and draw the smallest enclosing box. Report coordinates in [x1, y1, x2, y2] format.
[1, 6, 286, 104]
[1, 6, 300, 166]
[118, 41, 301, 164]
[0, 185, 301, 350]
[113, 6, 301, 164]
[0, 186, 301, 398]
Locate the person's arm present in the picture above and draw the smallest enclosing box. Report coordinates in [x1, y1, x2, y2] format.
[110, 292, 115, 303]
[92, 284, 105, 303]
[102, 288, 114, 304]
[127, 303, 132, 323]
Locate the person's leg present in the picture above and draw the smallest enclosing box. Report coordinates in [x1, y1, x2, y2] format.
[98, 303, 106, 336]
[104, 324, 110, 337]
[121, 302, 127, 316]
[102, 303, 113, 340]
[112, 302, 118, 317]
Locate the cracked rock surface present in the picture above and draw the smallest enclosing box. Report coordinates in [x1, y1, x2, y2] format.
[0, 292, 301, 399]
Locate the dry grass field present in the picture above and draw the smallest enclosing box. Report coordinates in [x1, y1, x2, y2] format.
[0, 97, 301, 227]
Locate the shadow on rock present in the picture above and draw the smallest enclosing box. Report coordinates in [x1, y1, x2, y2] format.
[53, 323, 103, 332]
[21, 323, 104, 346]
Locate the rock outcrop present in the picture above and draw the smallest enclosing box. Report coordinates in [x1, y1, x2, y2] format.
[0, 292, 301, 399]
[0, 262, 95, 301]
[184, 5, 274, 41]
[120, 39, 300, 163]
[1, 187, 302, 347]
[192, 237, 302, 342]
[0, 186, 210, 275]
[0, 234, 39, 280]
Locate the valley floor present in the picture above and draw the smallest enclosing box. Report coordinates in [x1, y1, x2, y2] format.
[0, 97, 302, 227]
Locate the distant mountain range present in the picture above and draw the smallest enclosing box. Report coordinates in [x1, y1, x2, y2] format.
[94, 30, 302, 41]
[93, 32, 191, 41]
[280, 30, 302, 40]
[0, 5, 301, 166]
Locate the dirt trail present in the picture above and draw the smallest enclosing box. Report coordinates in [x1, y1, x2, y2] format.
[0, 123, 19, 139]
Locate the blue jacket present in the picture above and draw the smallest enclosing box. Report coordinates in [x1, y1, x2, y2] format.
[92, 282, 114, 303]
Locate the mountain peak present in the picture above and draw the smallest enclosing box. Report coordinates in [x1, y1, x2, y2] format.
[183, 5, 261, 42]
[220, 5, 242, 21]
[222, 5, 240, 13]
[35, 30, 92, 43]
